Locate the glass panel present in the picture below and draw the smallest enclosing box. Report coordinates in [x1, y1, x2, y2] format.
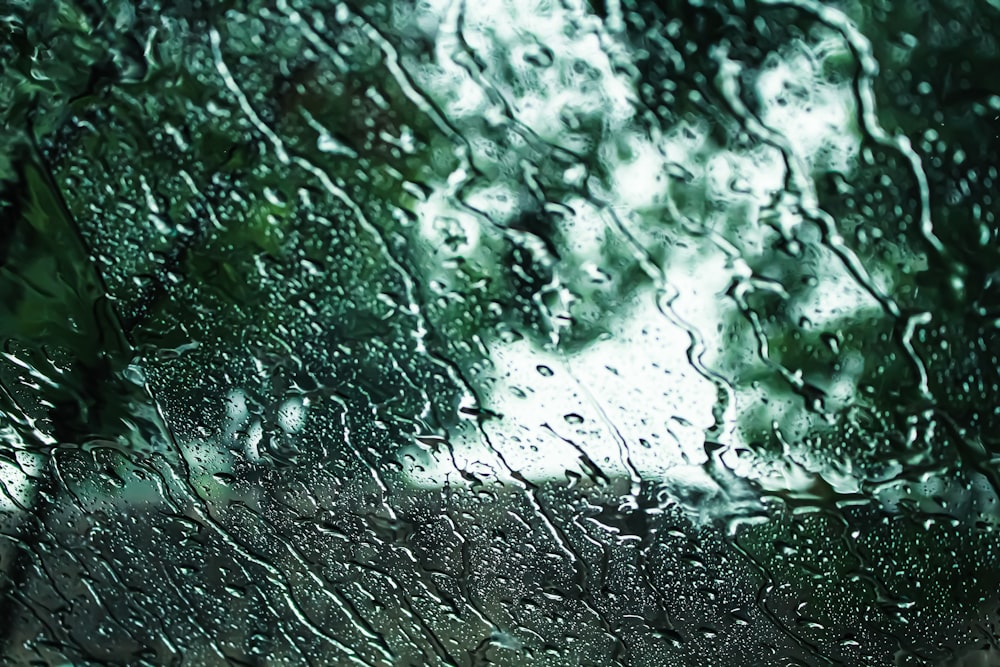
[1, 0, 998, 664]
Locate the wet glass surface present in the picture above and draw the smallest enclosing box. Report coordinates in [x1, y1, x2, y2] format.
[2, 1, 1000, 665]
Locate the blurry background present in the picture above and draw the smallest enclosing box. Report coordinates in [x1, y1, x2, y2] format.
[1, 0, 1000, 664]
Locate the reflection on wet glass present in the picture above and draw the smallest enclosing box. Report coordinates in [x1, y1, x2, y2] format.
[1, 0, 999, 664]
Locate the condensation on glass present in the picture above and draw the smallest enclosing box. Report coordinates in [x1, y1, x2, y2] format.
[1, 0, 999, 665]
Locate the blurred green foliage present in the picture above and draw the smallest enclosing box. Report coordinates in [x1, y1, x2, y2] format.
[2, 0, 1000, 663]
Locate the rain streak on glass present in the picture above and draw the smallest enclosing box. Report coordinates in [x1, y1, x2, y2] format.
[1, 0, 999, 665]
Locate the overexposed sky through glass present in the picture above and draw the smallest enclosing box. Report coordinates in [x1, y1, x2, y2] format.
[403, 0, 867, 498]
